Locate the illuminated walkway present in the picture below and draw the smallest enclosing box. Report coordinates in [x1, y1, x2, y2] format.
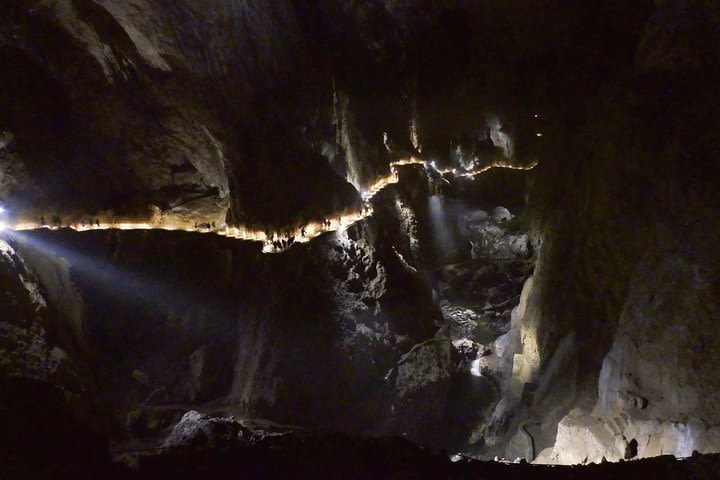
[4, 158, 537, 254]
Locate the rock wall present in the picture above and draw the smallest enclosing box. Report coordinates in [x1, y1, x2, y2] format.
[479, 0, 720, 464]
[537, 214, 720, 464]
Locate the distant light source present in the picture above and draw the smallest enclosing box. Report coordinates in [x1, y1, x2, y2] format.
[534, 114, 539, 118]
[536, 132, 543, 137]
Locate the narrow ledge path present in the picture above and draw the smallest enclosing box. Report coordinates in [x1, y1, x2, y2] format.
[2, 157, 537, 254]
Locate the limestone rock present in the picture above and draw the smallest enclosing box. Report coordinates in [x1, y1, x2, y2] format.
[163, 410, 242, 449]
[491, 207, 513, 223]
[538, 410, 623, 464]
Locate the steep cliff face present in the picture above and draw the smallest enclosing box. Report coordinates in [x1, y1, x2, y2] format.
[474, 1, 720, 464]
[0, 238, 80, 390]
[0, 236, 110, 471]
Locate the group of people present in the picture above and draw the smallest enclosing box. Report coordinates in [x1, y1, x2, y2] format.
[194, 222, 216, 230]
[37, 216, 102, 230]
[265, 219, 325, 252]
[321, 217, 344, 230]
[269, 235, 296, 252]
[265, 207, 371, 252]
[38, 216, 60, 228]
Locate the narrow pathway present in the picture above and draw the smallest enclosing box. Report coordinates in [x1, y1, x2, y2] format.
[2, 157, 537, 254]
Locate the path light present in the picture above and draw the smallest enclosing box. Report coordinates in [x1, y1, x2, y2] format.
[8, 156, 538, 254]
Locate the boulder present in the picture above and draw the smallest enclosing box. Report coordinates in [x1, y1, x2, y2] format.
[491, 207, 513, 223]
[163, 411, 242, 449]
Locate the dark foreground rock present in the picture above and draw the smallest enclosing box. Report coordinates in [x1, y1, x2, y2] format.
[3, 401, 720, 479]
[70, 434, 720, 479]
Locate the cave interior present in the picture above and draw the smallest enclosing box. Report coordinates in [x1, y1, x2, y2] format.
[2, 1, 720, 478]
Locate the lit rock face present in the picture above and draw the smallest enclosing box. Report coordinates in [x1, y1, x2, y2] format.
[0, 238, 80, 388]
[0, 235, 101, 464]
[474, 274, 544, 454]
[537, 221, 720, 464]
[461, 1, 720, 464]
[596, 241, 720, 423]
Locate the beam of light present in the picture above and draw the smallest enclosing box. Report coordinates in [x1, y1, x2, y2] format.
[428, 195, 455, 255]
[6, 229, 227, 318]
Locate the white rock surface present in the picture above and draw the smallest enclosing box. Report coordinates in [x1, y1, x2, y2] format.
[538, 231, 720, 464]
[491, 207, 513, 223]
